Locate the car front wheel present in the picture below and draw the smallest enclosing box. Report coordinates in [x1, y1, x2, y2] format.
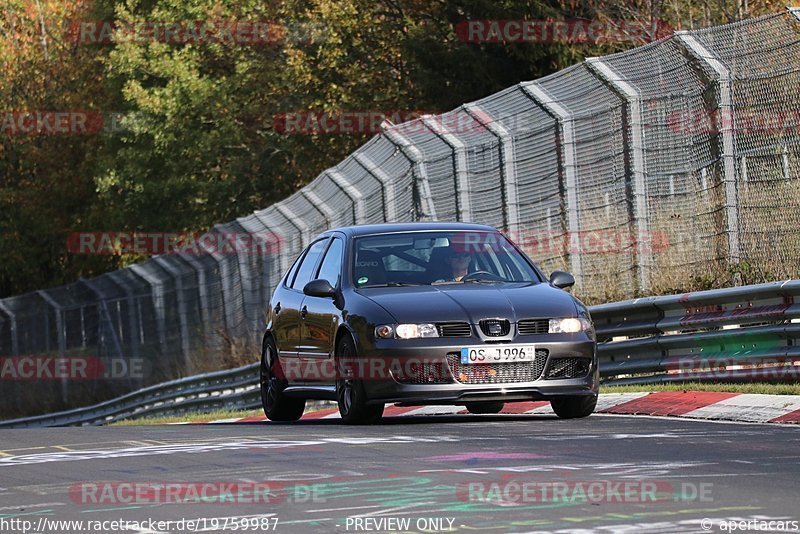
[335, 336, 384, 425]
[550, 394, 597, 419]
[260, 337, 305, 422]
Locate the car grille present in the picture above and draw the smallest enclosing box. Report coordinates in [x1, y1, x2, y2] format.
[517, 318, 549, 335]
[544, 358, 591, 379]
[436, 322, 472, 337]
[479, 319, 510, 337]
[392, 361, 452, 384]
[446, 350, 548, 384]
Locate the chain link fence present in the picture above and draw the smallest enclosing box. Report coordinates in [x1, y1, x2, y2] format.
[2, 10, 800, 417]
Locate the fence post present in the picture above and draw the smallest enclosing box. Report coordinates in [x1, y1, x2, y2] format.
[462, 103, 520, 235]
[0, 300, 19, 356]
[325, 169, 367, 225]
[154, 257, 193, 375]
[129, 264, 169, 357]
[675, 31, 741, 266]
[37, 290, 68, 402]
[174, 253, 218, 354]
[783, 145, 791, 181]
[421, 115, 471, 222]
[520, 81, 583, 287]
[383, 125, 438, 221]
[103, 273, 141, 363]
[586, 57, 652, 293]
[354, 152, 398, 222]
[276, 203, 311, 247]
[82, 276, 134, 392]
[257, 208, 295, 275]
[301, 188, 337, 227]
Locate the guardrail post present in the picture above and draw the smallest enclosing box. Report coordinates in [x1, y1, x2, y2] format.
[354, 152, 398, 222]
[520, 81, 583, 287]
[326, 169, 367, 225]
[301, 188, 337, 227]
[0, 300, 19, 356]
[37, 289, 68, 402]
[154, 257, 193, 374]
[675, 31, 742, 267]
[383, 125, 438, 221]
[586, 57, 652, 293]
[462, 103, 520, 235]
[421, 115, 471, 222]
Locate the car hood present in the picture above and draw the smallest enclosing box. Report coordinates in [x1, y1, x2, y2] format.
[357, 282, 578, 324]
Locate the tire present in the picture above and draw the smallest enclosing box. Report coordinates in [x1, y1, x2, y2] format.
[465, 401, 504, 414]
[335, 335, 384, 424]
[260, 337, 306, 422]
[550, 395, 597, 419]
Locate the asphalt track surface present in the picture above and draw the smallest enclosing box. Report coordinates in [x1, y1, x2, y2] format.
[1, 414, 799, 534]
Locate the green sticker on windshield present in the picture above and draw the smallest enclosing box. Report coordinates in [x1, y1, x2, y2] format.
[358, 276, 369, 285]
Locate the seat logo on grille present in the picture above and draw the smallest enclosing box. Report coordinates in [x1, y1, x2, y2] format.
[480, 319, 509, 336]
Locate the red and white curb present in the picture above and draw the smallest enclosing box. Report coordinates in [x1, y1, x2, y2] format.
[178, 391, 800, 425]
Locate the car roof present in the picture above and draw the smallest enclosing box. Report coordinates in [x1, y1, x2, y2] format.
[323, 222, 499, 238]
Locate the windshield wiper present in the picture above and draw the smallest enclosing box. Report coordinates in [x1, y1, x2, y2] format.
[361, 282, 421, 288]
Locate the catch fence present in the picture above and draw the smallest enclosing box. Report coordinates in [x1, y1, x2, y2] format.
[2, 10, 800, 417]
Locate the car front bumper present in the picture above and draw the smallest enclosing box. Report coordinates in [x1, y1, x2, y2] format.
[358, 334, 598, 405]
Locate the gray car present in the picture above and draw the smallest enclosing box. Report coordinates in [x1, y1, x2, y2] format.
[260, 222, 598, 424]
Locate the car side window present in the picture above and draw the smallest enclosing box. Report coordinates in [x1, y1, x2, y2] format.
[283, 256, 302, 288]
[316, 237, 344, 288]
[290, 239, 329, 290]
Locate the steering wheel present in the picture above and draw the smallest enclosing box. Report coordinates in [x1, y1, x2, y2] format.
[461, 271, 504, 282]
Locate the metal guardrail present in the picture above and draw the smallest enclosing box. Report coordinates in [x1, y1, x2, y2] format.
[2, 280, 799, 428]
[0, 364, 261, 429]
[593, 280, 800, 385]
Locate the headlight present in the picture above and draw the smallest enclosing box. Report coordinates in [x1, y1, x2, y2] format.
[375, 323, 439, 339]
[549, 317, 593, 335]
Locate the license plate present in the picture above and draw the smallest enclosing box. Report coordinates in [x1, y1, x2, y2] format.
[460, 345, 537, 364]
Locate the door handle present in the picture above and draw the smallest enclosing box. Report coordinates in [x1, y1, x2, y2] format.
[300, 305, 308, 318]
[274, 302, 281, 315]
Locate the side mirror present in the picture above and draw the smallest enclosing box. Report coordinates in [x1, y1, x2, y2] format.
[303, 279, 336, 298]
[549, 270, 575, 289]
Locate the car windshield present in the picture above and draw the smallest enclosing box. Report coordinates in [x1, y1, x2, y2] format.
[352, 231, 543, 288]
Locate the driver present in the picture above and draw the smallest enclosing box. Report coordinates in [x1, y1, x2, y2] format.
[437, 247, 472, 282]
